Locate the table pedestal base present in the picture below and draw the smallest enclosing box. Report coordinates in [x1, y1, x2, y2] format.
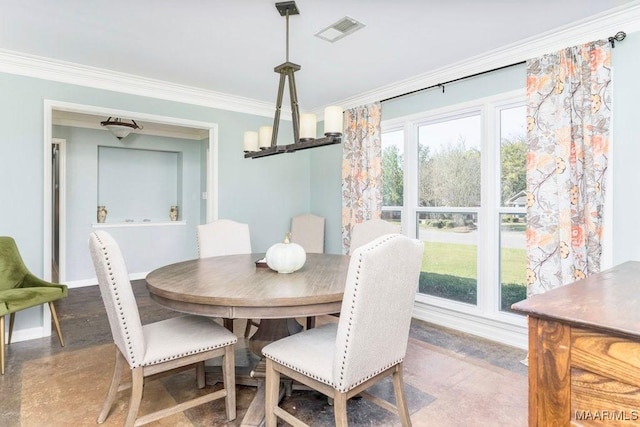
[247, 318, 303, 356]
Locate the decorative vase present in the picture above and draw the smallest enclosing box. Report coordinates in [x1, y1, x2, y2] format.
[170, 205, 179, 221]
[97, 206, 107, 223]
[265, 232, 306, 274]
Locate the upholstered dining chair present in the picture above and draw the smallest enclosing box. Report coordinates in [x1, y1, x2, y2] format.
[197, 219, 252, 258]
[290, 213, 325, 254]
[89, 230, 237, 427]
[263, 234, 424, 427]
[197, 219, 258, 337]
[0, 236, 67, 375]
[349, 218, 401, 255]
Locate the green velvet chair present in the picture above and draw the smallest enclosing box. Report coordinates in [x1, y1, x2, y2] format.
[0, 236, 68, 375]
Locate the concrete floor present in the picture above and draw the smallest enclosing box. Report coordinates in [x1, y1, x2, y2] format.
[0, 281, 528, 426]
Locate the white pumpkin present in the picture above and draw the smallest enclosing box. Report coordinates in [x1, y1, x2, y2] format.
[265, 232, 306, 274]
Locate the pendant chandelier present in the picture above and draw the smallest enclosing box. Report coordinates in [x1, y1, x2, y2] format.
[243, 1, 343, 159]
[100, 117, 142, 140]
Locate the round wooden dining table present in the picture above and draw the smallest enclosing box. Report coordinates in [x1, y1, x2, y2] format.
[145, 252, 350, 354]
[146, 252, 350, 427]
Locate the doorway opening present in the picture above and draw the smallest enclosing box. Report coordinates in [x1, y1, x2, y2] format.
[43, 100, 219, 285]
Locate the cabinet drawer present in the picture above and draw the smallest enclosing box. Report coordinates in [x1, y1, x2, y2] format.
[570, 327, 640, 425]
[571, 327, 640, 387]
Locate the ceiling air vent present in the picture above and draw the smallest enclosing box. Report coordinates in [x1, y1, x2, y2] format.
[315, 16, 365, 43]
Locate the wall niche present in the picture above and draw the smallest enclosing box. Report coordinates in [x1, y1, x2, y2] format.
[97, 146, 181, 223]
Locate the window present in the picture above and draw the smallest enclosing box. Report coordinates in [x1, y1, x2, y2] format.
[416, 113, 481, 305]
[381, 129, 404, 225]
[382, 92, 527, 325]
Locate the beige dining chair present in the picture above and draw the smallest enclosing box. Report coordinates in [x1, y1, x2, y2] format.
[290, 213, 325, 254]
[349, 218, 401, 255]
[197, 219, 252, 257]
[263, 234, 424, 427]
[197, 219, 258, 337]
[89, 230, 237, 427]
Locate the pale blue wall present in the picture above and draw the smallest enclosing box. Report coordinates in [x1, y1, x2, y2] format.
[309, 144, 343, 254]
[0, 72, 311, 282]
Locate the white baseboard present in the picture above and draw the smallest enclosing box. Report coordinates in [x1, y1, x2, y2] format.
[65, 278, 98, 288]
[412, 301, 528, 350]
[6, 325, 49, 343]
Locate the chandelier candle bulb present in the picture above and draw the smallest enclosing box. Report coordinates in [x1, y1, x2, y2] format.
[243, 131, 259, 152]
[299, 113, 317, 141]
[259, 126, 273, 149]
[324, 106, 343, 135]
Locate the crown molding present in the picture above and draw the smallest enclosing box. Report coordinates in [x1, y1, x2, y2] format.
[333, 2, 640, 110]
[2, 2, 639, 117]
[0, 48, 280, 118]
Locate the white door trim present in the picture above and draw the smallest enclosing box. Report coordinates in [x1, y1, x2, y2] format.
[43, 99, 219, 283]
[52, 138, 67, 283]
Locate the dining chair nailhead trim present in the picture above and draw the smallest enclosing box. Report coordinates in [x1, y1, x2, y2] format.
[264, 354, 336, 388]
[94, 232, 239, 368]
[336, 233, 402, 393]
[95, 233, 138, 367]
[143, 338, 237, 366]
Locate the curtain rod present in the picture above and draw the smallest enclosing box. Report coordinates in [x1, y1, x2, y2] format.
[608, 30, 626, 48]
[380, 61, 525, 103]
[381, 30, 626, 104]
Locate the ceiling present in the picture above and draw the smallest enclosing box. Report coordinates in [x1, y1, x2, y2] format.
[0, 0, 637, 111]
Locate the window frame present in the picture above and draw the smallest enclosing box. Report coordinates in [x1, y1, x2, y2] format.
[381, 89, 528, 328]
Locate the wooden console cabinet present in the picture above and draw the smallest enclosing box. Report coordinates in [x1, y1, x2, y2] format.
[512, 261, 640, 426]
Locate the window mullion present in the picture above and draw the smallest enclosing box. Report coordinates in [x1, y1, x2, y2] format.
[405, 120, 418, 239]
[481, 104, 499, 315]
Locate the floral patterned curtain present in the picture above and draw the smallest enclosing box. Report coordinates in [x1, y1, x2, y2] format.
[341, 102, 383, 254]
[525, 40, 611, 296]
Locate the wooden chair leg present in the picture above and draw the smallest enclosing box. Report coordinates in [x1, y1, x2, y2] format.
[196, 361, 205, 389]
[265, 359, 280, 427]
[392, 363, 412, 427]
[97, 347, 126, 424]
[223, 345, 236, 421]
[8, 313, 15, 345]
[124, 367, 144, 427]
[333, 391, 349, 427]
[1, 316, 5, 375]
[48, 302, 64, 347]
